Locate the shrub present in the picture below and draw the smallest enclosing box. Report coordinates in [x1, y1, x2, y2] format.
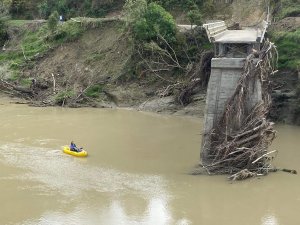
[22, 25, 49, 59]
[51, 20, 83, 43]
[273, 29, 300, 69]
[20, 78, 33, 88]
[38, 1, 50, 18]
[124, 0, 147, 24]
[148, 0, 199, 11]
[133, 2, 176, 43]
[187, 9, 202, 26]
[55, 90, 75, 104]
[9, 0, 26, 18]
[0, 0, 10, 17]
[84, 84, 103, 98]
[276, 0, 300, 19]
[283, 8, 300, 17]
[38, 0, 122, 19]
[0, 19, 9, 47]
[47, 10, 59, 33]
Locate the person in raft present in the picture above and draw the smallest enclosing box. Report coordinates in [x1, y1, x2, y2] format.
[70, 141, 82, 152]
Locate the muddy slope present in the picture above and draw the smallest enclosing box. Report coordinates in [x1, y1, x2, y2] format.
[25, 22, 129, 101]
[20, 22, 206, 117]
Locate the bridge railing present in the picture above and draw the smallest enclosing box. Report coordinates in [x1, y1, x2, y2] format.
[203, 21, 227, 43]
[257, 20, 268, 43]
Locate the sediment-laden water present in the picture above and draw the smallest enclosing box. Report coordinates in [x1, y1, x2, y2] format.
[0, 99, 299, 225]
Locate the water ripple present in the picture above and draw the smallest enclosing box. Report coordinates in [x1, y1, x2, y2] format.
[0, 143, 168, 199]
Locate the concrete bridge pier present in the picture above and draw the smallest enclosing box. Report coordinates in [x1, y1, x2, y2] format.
[201, 20, 268, 164]
[201, 58, 262, 163]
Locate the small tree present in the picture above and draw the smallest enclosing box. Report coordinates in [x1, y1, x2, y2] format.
[123, 0, 147, 25]
[187, 9, 202, 27]
[9, 0, 26, 18]
[202, 0, 215, 18]
[0, 0, 10, 18]
[38, 1, 47, 18]
[48, 10, 59, 33]
[133, 2, 176, 43]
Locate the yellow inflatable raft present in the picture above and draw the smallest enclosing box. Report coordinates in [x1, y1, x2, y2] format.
[63, 146, 88, 157]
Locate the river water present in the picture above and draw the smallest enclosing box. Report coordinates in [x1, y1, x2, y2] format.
[0, 99, 299, 225]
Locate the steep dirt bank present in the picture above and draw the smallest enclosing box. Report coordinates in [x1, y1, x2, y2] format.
[0, 20, 206, 118]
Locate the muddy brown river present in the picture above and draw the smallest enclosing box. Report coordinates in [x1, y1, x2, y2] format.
[0, 99, 299, 225]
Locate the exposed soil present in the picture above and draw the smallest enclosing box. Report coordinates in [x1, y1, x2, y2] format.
[1, 20, 205, 118]
[230, 0, 267, 26]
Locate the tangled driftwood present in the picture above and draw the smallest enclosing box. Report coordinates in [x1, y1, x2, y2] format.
[202, 40, 282, 179]
[176, 50, 213, 105]
[152, 50, 213, 105]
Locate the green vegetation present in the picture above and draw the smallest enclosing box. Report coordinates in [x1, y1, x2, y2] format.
[0, 23, 50, 82]
[123, 0, 211, 82]
[0, 0, 10, 17]
[19, 77, 33, 87]
[21, 26, 49, 59]
[39, 0, 122, 19]
[55, 90, 75, 104]
[84, 84, 103, 98]
[269, 0, 300, 124]
[272, 29, 300, 69]
[187, 8, 202, 26]
[272, 0, 300, 19]
[124, 0, 177, 43]
[124, 0, 147, 24]
[148, 0, 204, 11]
[85, 52, 105, 64]
[51, 20, 83, 43]
[4, 64, 31, 87]
[148, 0, 214, 17]
[133, 2, 176, 43]
[47, 10, 59, 33]
[3, 0, 125, 19]
[0, 1, 9, 46]
[4, 0, 216, 21]
[7, 70, 20, 81]
[9, 0, 43, 19]
[0, 19, 9, 47]
[0, 22, 43, 64]
[5, 19, 29, 27]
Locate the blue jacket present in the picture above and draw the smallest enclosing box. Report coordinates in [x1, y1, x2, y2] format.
[70, 143, 77, 150]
